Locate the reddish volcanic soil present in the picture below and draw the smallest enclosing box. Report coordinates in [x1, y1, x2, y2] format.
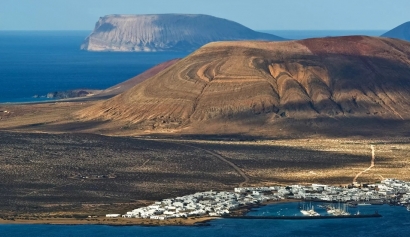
[72, 36, 410, 137]
[94, 59, 180, 99]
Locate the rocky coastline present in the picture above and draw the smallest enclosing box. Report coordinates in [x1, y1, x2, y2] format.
[33, 89, 102, 100]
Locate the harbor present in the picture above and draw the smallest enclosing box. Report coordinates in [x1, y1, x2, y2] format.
[112, 178, 410, 221]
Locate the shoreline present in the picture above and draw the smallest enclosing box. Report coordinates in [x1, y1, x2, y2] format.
[0, 199, 298, 227]
[0, 216, 218, 227]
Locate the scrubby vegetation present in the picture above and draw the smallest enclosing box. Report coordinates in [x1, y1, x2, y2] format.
[1, 131, 409, 216]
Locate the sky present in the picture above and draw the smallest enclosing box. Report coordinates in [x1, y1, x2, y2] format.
[1, 0, 409, 31]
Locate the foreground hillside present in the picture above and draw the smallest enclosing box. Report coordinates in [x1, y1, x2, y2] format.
[81, 14, 284, 52]
[77, 36, 410, 137]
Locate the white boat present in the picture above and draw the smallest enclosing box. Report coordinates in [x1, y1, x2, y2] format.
[327, 203, 350, 216]
[327, 207, 335, 214]
[407, 205, 410, 212]
[308, 209, 321, 216]
[333, 209, 350, 216]
[300, 209, 320, 216]
[300, 203, 320, 216]
[300, 210, 310, 215]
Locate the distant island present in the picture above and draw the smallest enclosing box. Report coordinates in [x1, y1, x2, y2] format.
[81, 14, 284, 52]
[381, 21, 410, 41]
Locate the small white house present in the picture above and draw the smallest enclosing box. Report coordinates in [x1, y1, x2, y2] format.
[106, 214, 121, 218]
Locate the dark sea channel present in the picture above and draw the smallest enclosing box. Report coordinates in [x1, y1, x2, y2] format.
[0, 202, 409, 237]
[0, 31, 188, 103]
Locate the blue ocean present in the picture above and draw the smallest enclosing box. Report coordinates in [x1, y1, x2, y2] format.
[0, 31, 188, 103]
[0, 203, 409, 237]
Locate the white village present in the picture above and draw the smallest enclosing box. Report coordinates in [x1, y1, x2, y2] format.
[106, 178, 410, 220]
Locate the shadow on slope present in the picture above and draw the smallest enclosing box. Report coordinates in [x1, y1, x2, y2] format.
[76, 39, 410, 134]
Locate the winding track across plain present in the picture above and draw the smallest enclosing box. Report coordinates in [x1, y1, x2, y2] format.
[146, 138, 249, 187]
[353, 145, 376, 183]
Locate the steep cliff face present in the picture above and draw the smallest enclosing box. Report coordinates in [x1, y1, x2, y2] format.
[81, 14, 284, 52]
[381, 21, 410, 41]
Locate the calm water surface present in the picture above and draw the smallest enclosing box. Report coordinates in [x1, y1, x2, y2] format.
[0, 31, 187, 103]
[0, 203, 409, 237]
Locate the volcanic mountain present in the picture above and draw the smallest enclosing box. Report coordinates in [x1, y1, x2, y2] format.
[81, 14, 284, 52]
[77, 36, 410, 136]
[382, 21, 410, 41]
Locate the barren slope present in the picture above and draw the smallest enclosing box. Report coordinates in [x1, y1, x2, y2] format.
[77, 36, 410, 135]
[94, 59, 180, 99]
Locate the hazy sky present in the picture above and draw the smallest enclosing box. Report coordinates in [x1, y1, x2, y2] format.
[1, 0, 409, 31]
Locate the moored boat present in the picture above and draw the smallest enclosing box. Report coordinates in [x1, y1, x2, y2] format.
[300, 203, 320, 216]
[327, 203, 350, 216]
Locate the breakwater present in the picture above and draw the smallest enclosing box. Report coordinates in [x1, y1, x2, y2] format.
[225, 212, 382, 220]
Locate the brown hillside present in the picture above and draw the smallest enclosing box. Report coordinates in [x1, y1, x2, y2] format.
[94, 59, 180, 99]
[77, 36, 410, 135]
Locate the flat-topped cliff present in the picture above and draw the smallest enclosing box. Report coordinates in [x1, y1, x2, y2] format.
[81, 14, 284, 52]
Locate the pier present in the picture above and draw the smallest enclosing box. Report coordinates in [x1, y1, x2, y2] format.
[225, 212, 382, 220]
